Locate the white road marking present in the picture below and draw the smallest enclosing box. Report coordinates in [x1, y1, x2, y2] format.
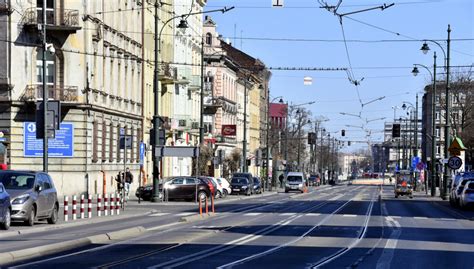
[280, 213, 295, 216]
[342, 214, 358, 217]
[439, 218, 456, 221]
[391, 216, 402, 219]
[176, 212, 194, 216]
[413, 216, 428, 220]
[305, 213, 321, 216]
[149, 213, 170, 217]
[244, 213, 262, 216]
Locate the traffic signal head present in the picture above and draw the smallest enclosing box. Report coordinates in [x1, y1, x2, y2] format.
[341, 129, 345, 136]
[348, 141, 351, 146]
[392, 124, 401, 138]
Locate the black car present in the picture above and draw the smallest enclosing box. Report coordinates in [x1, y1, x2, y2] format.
[230, 177, 253, 196]
[253, 177, 262, 194]
[136, 177, 210, 201]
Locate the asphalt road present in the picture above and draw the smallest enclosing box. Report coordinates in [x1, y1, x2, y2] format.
[4, 184, 474, 269]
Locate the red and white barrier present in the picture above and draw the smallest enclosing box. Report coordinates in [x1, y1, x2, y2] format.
[110, 193, 115, 216]
[116, 193, 120, 215]
[88, 194, 92, 218]
[80, 194, 85, 219]
[64, 196, 69, 222]
[97, 194, 102, 217]
[104, 194, 109, 216]
[72, 195, 77, 220]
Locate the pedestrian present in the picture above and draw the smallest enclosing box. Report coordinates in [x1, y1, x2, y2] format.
[279, 173, 284, 188]
[124, 167, 133, 199]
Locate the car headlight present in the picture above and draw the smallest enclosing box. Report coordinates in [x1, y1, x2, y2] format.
[241, 186, 248, 189]
[12, 194, 30, 204]
[145, 186, 153, 191]
[299, 184, 303, 187]
[285, 184, 290, 187]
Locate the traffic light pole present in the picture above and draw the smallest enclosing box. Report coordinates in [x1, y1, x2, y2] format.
[42, 0, 48, 172]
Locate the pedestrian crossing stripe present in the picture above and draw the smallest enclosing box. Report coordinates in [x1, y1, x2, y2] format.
[149, 213, 170, 217]
[244, 213, 262, 216]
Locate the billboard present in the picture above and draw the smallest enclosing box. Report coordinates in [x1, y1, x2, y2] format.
[222, 125, 237, 136]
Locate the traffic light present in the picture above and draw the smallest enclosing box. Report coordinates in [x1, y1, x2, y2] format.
[341, 129, 345, 136]
[392, 124, 401, 138]
[308, 132, 316, 144]
[348, 141, 351, 146]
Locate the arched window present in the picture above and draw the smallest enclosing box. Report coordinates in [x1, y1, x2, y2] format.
[206, 33, 212, 45]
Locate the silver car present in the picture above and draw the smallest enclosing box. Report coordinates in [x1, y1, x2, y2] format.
[0, 171, 59, 226]
[460, 180, 474, 208]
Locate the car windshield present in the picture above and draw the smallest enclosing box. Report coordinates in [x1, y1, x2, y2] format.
[287, 176, 303, 182]
[231, 178, 248, 184]
[0, 172, 36, 190]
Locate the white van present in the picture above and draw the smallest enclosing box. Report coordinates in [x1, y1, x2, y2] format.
[285, 172, 306, 193]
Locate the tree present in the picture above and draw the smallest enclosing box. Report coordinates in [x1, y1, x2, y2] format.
[223, 148, 241, 178]
[195, 144, 214, 176]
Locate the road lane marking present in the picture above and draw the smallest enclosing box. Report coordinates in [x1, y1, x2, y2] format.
[306, 213, 321, 216]
[149, 213, 170, 217]
[280, 213, 295, 216]
[439, 218, 456, 221]
[413, 216, 428, 220]
[176, 212, 194, 216]
[244, 213, 262, 216]
[342, 214, 358, 217]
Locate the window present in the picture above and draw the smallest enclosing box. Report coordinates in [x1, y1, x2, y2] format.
[102, 120, 107, 162]
[117, 125, 122, 162]
[435, 127, 440, 138]
[206, 33, 212, 45]
[92, 120, 98, 163]
[436, 145, 441, 155]
[435, 112, 440, 121]
[36, 50, 55, 85]
[109, 122, 114, 162]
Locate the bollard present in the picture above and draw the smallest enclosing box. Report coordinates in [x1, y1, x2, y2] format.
[72, 195, 77, 220]
[110, 193, 115, 216]
[199, 198, 202, 216]
[97, 194, 102, 217]
[205, 197, 209, 215]
[116, 193, 121, 215]
[80, 194, 85, 219]
[104, 193, 109, 216]
[64, 196, 69, 222]
[88, 194, 92, 218]
[211, 195, 215, 213]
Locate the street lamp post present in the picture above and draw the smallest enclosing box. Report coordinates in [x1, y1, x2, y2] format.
[420, 25, 451, 200]
[151, 5, 233, 202]
[266, 96, 284, 191]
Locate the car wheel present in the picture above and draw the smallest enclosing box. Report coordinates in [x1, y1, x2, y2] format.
[395, 194, 398, 198]
[198, 191, 207, 202]
[1, 208, 11, 230]
[216, 190, 222, 199]
[47, 203, 59, 224]
[223, 189, 229, 198]
[25, 206, 36, 226]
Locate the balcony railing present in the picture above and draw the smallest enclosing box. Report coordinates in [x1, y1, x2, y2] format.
[22, 8, 81, 32]
[21, 85, 79, 102]
[158, 63, 176, 84]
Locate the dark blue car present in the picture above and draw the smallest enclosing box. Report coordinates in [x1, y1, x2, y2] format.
[0, 182, 11, 230]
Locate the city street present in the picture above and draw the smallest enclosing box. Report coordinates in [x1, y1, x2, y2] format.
[2, 182, 473, 269]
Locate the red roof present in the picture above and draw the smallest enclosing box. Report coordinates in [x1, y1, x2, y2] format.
[270, 103, 287, 118]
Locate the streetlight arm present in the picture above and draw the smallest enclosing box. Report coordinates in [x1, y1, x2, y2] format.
[413, 64, 433, 81]
[424, 39, 447, 67]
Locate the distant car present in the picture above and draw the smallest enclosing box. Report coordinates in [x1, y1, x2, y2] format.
[0, 171, 59, 226]
[285, 172, 306, 193]
[199, 177, 218, 199]
[394, 170, 413, 199]
[217, 178, 231, 196]
[453, 177, 474, 207]
[232, 173, 254, 193]
[0, 182, 11, 230]
[230, 177, 253, 196]
[136, 177, 211, 202]
[253, 177, 262, 194]
[308, 175, 320, 186]
[459, 180, 474, 208]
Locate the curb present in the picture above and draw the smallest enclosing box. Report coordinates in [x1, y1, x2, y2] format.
[180, 213, 216, 223]
[0, 226, 147, 266]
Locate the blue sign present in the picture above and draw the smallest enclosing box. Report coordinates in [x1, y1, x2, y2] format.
[411, 156, 420, 169]
[139, 142, 145, 165]
[24, 122, 74, 157]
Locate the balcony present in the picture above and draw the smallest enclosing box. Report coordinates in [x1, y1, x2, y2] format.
[189, 75, 201, 89]
[158, 63, 176, 85]
[21, 85, 79, 103]
[22, 8, 81, 34]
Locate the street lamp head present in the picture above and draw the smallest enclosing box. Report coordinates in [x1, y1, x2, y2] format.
[296, 109, 301, 114]
[411, 66, 419, 77]
[258, 84, 264, 90]
[278, 98, 284, 104]
[420, 42, 430, 54]
[402, 103, 407, 110]
[177, 18, 189, 29]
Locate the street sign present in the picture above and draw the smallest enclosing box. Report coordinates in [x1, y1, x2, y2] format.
[24, 122, 74, 157]
[139, 142, 146, 165]
[272, 0, 284, 7]
[447, 156, 462, 170]
[448, 137, 466, 156]
[155, 146, 200, 158]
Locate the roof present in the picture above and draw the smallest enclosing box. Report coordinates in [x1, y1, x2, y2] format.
[270, 103, 287, 118]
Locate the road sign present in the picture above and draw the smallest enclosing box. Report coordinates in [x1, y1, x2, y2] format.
[447, 156, 462, 170]
[272, 0, 283, 7]
[448, 137, 466, 156]
[155, 146, 199, 158]
[24, 122, 74, 157]
[139, 142, 146, 165]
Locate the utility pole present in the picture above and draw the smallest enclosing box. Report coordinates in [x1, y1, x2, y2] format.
[151, 1, 161, 202]
[41, 0, 48, 172]
[431, 52, 437, 197]
[442, 25, 451, 200]
[242, 77, 248, 173]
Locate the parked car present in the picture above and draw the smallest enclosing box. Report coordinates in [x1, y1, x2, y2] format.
[253, 177, 262, 194]
[199, 177, 218, 199]
[136, 177, 210, 202]
[308, 175, 321, 186]
[0, 171, 59, 226]
[453, 176, 474, 207]
[285, 172, 306, 193]
[0, 182, 11, 230]
[450, 172, 474, 206]
[230, 177, 253, 196]
[394, 170, 413, 199]
[217, 178, 231, 196]
[232, 173, 255, 194]
[459, 180, 474, 208]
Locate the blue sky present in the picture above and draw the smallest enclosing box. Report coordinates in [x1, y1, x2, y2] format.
[204, 0, 474, 152]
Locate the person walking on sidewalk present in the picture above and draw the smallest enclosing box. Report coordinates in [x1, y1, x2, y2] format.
[124, 167, 133, 200]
